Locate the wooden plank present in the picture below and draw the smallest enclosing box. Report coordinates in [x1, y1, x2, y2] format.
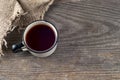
[1, 0, 120, 80]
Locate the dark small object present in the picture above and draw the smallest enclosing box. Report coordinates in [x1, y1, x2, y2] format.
[26, 24, 55, 51]
[12, 42, 24, 53]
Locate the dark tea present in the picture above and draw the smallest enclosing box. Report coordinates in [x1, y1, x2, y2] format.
[25, 24, 56, 51]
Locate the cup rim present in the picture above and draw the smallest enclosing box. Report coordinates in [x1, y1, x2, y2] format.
[23, 20, 58, 53]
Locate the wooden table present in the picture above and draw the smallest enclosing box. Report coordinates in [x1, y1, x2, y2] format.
[1, 0, 120, 79]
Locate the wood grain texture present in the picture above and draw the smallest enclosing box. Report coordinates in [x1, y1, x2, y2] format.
[1, 0, 120, 80]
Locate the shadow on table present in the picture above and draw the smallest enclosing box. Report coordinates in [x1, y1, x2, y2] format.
[3, 28, 31, 57]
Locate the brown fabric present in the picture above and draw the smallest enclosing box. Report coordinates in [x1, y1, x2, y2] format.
[0, 0, 54, 56]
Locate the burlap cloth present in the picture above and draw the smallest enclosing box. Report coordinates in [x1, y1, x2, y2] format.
[0, 0, 54, 56]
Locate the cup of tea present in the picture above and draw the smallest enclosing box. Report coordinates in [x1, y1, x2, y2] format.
[12, 21, 58, 57]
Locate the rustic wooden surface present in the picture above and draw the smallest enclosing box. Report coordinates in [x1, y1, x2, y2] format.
[1, 0, 120, 80]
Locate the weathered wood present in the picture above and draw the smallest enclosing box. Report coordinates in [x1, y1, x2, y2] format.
[1, 0, 120, 80]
